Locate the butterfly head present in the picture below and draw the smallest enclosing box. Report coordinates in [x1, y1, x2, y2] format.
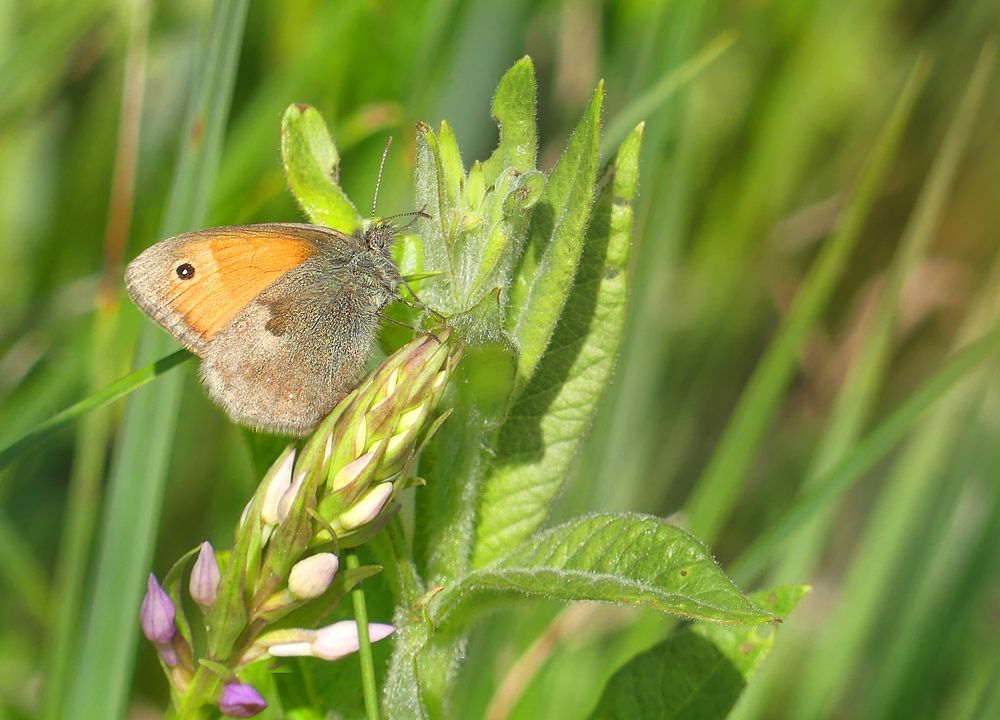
[362, 209, 431, 254]
[362, 219, 398, 253]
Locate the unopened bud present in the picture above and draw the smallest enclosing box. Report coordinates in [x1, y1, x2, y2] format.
[219, 682, 268, 717]
[140, 574, 176, 645]
[353, 418, 368, 456]
[338, 482, 394, 530]
[288, 553, 339, 600]
[189, 542, 221, 609]
[331, 441, 381, 492]
[261, 446, 296, 525]
[312, 620, 395, 661]
[265, 640, 314, 658]
[277, 470, 306, 523]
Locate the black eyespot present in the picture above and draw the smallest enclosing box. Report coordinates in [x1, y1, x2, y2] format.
[176, 263, 195, 280]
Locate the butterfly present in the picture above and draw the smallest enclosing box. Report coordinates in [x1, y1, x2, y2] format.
[125, 219, 410, 436]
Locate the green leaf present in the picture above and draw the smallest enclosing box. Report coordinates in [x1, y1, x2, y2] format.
[436, 120, 465, 206]
[429, 514, 775, 631]
[507, 82, 604, 385]
[472, 123, 643, 566]
[481, 56, 538, 184]
[464, 167, 545, 304]
[587, 586, 808, 720]
[590, 630, 745, 720]
[413, 292, 518, 583]
[692, 585, 809, 676]
[281, 103, 361, 232]
[414, 124, 542, 315]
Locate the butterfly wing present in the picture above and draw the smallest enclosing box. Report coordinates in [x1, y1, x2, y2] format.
[126, 222, 385, 436]
[124, 224, 351, 353]
[199, 267, 385, 436]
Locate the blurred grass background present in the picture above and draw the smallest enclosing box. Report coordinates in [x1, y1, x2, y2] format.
[1, 0, 999, 718]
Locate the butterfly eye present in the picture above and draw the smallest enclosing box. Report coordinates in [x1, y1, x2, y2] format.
[176, 263, 195, 280]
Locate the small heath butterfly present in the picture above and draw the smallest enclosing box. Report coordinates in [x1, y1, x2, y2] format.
[125, 217, 415, 437]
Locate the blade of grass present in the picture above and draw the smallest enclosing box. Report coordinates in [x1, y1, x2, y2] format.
[860, 389, 1000, 718]
[780, 42, 992, 584]
[42, 1, 152, 716]
[786, 41, 996, 720]
[599, 30, 735, 159]
[873, 463, 1000, 718]
[684, 57, 929, 543]
[0, 349, 191, 471]
[730, 322, 1000, 583]
[0, 510, 50, 623]
[64, 1, 249, 716]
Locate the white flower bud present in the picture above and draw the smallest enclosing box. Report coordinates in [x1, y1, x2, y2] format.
[288, 553, 339, 600]
[261, 447, 296, 525]
[338, 482, 393, 530]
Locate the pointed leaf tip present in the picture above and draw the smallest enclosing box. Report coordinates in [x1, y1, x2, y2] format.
[281, 104, 360, 231]
[483, 57, 538, 183]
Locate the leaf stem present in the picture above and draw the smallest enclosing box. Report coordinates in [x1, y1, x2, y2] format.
[347, 551, 380, 720]
[169, 666, 219, 720]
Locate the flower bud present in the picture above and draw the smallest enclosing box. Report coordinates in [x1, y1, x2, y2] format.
[337, 482, 394, 531]
[260, 446, 296, 525]
[158, 644, 179, 668]
[189, 541, 221, 609]
[264, 621, 395, 661]
[219, 682, 268, 717]
[331, 441, 381, 492]
[265, 640, 314, 658]
[312, 620, 395, 661]
[276, 470, 306, 523]
[321, 331, 458, 494]
[140, 574, 176, 645]
[288, 553, 339, 600]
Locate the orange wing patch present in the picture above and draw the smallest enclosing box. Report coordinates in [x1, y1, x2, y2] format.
[169, 230, 315, 341]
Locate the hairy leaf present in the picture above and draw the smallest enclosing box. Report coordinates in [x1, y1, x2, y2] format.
[414, 123, 542, 315]
[587, 586, 808, 719]
[507, 83, 604, 385]
[481, 56, 538, 184]
[430, 514, 775, 630]
[281, 103, 361, 232]
[473, 123, 643, 566]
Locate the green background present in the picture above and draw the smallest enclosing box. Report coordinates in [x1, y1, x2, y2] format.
[1, 0, 998, 718]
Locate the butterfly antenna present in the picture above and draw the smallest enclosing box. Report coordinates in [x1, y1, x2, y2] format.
[384, 205, 431, 230]
[372, 136, 393, 220]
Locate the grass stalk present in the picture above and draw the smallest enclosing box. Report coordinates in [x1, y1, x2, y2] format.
[347, 551, 381, 720]
[684, 57, 929, 543]
[62, 1, 249, 716]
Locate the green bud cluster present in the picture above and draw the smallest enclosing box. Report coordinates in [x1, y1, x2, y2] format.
[144, 329, 461, 717]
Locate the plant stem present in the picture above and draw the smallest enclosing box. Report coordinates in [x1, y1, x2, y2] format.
[169, 666, 220, 720]
[347, 551, 380, 720]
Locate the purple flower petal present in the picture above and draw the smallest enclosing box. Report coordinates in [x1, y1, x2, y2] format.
[140, 574, 176, 644]
[189, 541, 221, 608]
[219, 682, 268, 717]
